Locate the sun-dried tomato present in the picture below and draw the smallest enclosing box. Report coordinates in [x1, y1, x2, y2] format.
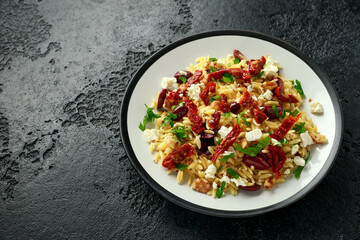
[277, 78, 284, 92]
[219, 94, 230, 113]
[164, 90, 181, 109]
[268, 145, 287, 178]
[239, 90, 256, 109]
[207, 69, 230, 82]
[174, 70, 193, 84]
[199, 82, 216, 105]
[157, 89, 168, 109]
[248, 56, 266, 75]
[212, 124, 241, 161]
[253, 108, 268, 124]
[183, 97, 205, 134]
[271, 114, 300, 140]
[208, 111, 221, 129]
[233, 49, 246, 60]
[186, 70, 203, 86]
[162, 143, 194, 169]
[274, 87, 298, 103]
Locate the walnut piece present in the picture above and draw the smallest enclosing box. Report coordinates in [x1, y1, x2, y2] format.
[191, 178, 210, 193]
[309, 132, 328, 144]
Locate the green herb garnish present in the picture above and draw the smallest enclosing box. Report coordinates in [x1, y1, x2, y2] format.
[227, 168, 240, 179]
[179, 76, 187, 84]
[216, 139, 222, 145]
[175, 163, 189, 171]
[219, 153, 235, 163]
[256, 71, 264, 79]
[217, 165, 222, 172]
[221, 73, 235, 83]
[170, 126, 190, 143]
[237, 111, 251, 126]
[293, 152, 311, 178]
[209, 57, 218, 61]
[279, 138, 289, 146]
[234, 136, 271, 157]
[160, 112, 177, 128]
[139, 104, 160, 131]
[216, 181, 226, 198]
[210, 66, 217, 73]
[210, 95, 221, 102]
[211, 77, 216, 83]
[290, 109, 299, 116]
[293, 122, 306, 134]
[222, 112, 230, 118]
[234, 58, 240, 64]
[272, 104, 299, 119]
[292, 79, 306, 97]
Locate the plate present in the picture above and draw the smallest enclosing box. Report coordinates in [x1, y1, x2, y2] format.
[120, 30, 343, 217]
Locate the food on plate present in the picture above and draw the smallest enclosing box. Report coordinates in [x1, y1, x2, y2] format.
[139, 50, 327, 198]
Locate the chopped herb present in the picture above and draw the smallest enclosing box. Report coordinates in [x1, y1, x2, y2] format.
[234, 58, 240, 64]
[221, 73, 235, 83]
[293, 152, 311, 178]
[175, 163, 188, 170]
[292, 79, 306, 97]
[222, 112, 230, 118]
[179, 76, 187, 84]
[290, 109, 299, 116]
[272, 104, 281, 118]
[227, 168, 240, 179]
[210, 95, 221, 102]
[171, 105, 176, 110]
[279, 138, 289, 146]
[234, 136, 271, 157]
[160, 112, 177, 128]
[211, 77, 216, 83]
[216, 139, 222, 145]
[256, 71, 264, 79]
[237, 111, 251, 126]
[219, 153, 235, 163]
[216, 181, 226, 198]
[170, 126, 190, 143]
[272, 104, 299, 119]
[209, 57, 218, 61]
[139, 104, 160, 131]
[217, 165, 222, 172]
[210, 66, 217, 73]
[293, 122, 306, 134]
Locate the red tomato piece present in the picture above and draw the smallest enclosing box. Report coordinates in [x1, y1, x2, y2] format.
[268, 145, 287, 178]
[199, 82, 216, 105]
[274, 87, 299, 103]
[219, 94, 230, 113]
[212, 124, 241, 161]
[162, 143, 194, 169]
[271, 114, 300, 140]
[208, 111, 221, 129]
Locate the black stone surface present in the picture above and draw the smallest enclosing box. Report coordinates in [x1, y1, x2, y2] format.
[0, 0, 359, 239]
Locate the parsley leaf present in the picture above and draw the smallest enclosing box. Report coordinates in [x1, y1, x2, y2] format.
[179, 76, 187, 84]
[293, 122, 306, 134]
[216, 139, 222, 145]
[170, 126, 190, 143]
[209, 57, 218, 61]
[222, 112, 230, 118]
[272, 104, 281, 118]
[290, 109, 299, 116]
[227, 168, 240, 179]
[175, 163, 188, 171]
[293, 79, 306, 97]
[279, 138, 289, 146]
[219, 153, 235, 163]
[234, 136, 271, 157]
[210, 95, 221, 102]
[161, 112, 177, 128]
[237, 111, 251, 126]
[293, 152, 311, 178]
[234, 58, 240, 64]
[216, 181, 226, 198]
[256, 71, 264, 79]
[139, 104, 160, 131]
[221, 73, 235, 83]
[217, 165, 222, 172]
[272, 104, 299, 119]
[210, 66, 217, 73]
[211, 77, 216, 83]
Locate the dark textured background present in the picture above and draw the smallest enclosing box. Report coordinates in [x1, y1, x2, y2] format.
[0, 0, 359, 239]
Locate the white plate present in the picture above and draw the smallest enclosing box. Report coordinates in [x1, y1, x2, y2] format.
[120, 30, 343, 217]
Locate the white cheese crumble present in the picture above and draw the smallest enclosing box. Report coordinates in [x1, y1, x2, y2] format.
[187, 83, 202, 101]
[161, 77, 178, 90]
[252, 95, 258, 101]
[218, 126, 233, 139]
[178, 70, 187, 76]
[143, 129, 158, 142]
[291, 144, 299, 155]
[284, 169, 291, 175]
[219, 174, 230, 184]
[300, 131, 314, 147]
[261, 56, 278, 79]
[258, 90, 273, 101]
[310, 100, 323, 114]
[271, 138, 282, 146]
[212, 182, 217, 189]
[216, 59, 227, 67]
[205, 164, 217, 179]
[245, 129, 262, 142]
[231, 177, 246, 187]
[222, 146, 236, 156]
[294, 156, 306, 166]
[247, 84, 253, 92]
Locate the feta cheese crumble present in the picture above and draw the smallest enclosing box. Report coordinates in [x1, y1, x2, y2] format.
[143, 129, 159, 142]
[205, 164, 217, 179]
[178, 70, 187, 76]
[291, 144, 299, 155]
[284, 169, 291, 175]
[219, 174, 230, 184]
[261, 56, 278, 79]
[294, 156, 306, 166]
[218, 126, 233, 139]
[161, 77, 178, 91]
[310, 100, 323, 114]
[222, 146, 236, 156]
[258, 90, 273, 101]
[187, 83, 202, 101]
[271, 138, 282, 146]
[212, 182, 217, 189]
[300, 131, 314, 147]
[247, 84, 253, 92]
[231, 177, 246, 187]
[245, 129, 262, 142]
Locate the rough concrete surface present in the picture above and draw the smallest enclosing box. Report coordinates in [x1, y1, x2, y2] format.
[0, 0, 359, 239]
